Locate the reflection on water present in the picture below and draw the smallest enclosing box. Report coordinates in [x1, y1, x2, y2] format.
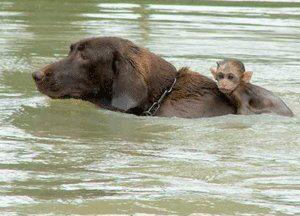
[0, 0, 300, 215]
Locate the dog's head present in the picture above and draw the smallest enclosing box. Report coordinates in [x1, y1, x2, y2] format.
[33, 37, 177, 111]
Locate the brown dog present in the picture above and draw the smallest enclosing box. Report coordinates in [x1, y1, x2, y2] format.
[33, 37, 235, 118]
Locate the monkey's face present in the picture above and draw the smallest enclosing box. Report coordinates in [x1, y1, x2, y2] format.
[211, 60, 253, 94]
[215, 71, 240, 94]
[211, 65, 241, 94]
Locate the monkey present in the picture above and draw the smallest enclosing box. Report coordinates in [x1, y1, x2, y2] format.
[210, 59, 294, 117]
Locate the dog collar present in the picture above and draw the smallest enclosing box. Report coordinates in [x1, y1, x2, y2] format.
[142, 77, 177, 116]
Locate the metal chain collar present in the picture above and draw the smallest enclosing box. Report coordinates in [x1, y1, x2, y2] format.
[143, 77, 177, 116]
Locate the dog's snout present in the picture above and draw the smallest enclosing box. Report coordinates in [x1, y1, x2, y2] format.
[32, 71, 44, 82]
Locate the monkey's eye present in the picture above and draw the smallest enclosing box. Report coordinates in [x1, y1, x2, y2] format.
[228, 74, 234, 80]
[217, 73, 224, 80]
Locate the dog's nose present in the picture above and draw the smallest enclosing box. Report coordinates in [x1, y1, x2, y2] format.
[32, 71, 44, 82]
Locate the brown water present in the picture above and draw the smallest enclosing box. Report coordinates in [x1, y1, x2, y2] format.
[0, 0, 300, 215]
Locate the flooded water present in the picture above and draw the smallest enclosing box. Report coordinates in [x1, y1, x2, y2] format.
[0, 0, 300, 215]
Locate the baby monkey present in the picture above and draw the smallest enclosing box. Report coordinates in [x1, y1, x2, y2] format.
[210, 59, 293, 116]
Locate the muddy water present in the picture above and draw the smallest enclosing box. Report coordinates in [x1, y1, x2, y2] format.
[0, 0, 299, 215]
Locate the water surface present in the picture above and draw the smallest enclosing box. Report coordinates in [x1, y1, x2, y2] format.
[0, 0, 299, 215]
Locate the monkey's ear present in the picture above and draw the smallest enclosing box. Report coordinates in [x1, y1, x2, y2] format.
[210, 67, 218, 78]
[242, 71, 253, 83]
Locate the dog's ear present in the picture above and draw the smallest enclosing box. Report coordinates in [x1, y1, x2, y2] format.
[111, 51, 148, 111]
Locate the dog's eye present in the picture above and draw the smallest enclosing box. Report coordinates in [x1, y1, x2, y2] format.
[77, 44, 85, 51]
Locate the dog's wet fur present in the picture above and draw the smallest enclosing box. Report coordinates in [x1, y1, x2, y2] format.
[33, 37, 235, 118]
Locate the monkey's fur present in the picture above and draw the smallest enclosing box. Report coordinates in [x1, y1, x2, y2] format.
[210, 59, 293, 117]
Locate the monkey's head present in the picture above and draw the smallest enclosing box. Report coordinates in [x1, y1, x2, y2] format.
[210, 59, 253, 94]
